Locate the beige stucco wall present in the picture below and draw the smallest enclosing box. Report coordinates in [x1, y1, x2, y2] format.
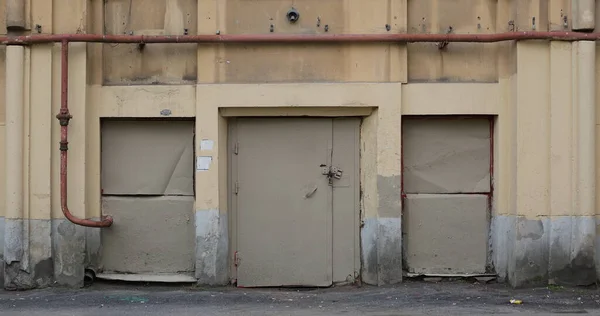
[0, 0, 593, 218]
[3, 0, 600, 288]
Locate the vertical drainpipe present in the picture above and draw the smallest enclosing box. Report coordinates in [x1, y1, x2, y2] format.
[577, 41, 595, 219]
[4, 46, 25, 274]
[571, 0, 595, 31]
[5, 0, 26, 31]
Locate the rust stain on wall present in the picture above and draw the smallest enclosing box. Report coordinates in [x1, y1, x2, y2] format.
[103, 0, 198, 85]
[407, 0, 498, 82]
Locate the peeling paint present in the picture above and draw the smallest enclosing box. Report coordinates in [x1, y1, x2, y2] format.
[517, 219, 545, 241]
[493, 216, 597, 288]
[512, 217, 550, 287]
[85, 222, 102, 271]
[377, 175, 402, 218]
[377, 218, 402, 285]
[549, 216, 596, 286]
[491, 215, 516, 282]
[360, 217, 378, 285]
[195, 210, 228, 285]
[52, 219, 85, 288]
[361, 217, 402, 286]
[4, 219, 52, 290]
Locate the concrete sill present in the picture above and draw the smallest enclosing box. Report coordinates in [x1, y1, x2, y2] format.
[405, 273, 497, 278]
[96, 273, 196, 283]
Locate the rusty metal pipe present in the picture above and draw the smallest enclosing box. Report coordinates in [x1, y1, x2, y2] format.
[4, 31, 600, 45]
[57, 40, 113, 228]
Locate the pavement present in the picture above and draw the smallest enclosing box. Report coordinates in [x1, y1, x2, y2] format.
[0, 279, 600, 315]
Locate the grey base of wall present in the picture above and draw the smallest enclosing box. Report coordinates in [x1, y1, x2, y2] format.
[195, 210, 229, 285]
[492, 215, 597, 287]
[361, 217, 403, 286]
[2, 218, 92, 290]
[0, 215, 599, 289]
[3, 218, 52, 290]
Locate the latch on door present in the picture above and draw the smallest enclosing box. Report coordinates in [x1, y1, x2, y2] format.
[321, 165, 343, 182]
[330, 167, 343, 179]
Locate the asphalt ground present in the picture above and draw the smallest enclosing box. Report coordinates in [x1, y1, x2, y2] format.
[0, 278, 599, 315]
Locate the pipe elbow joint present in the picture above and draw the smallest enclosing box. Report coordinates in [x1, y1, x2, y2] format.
[101, 215, 114, 226]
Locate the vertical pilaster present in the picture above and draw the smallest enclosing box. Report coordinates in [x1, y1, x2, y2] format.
[194, 86, 228, 285]
[359, 84, 402, 285]
[547, 41, 574, 285]
[375, 85, 402, 285]
[572, 41, 596, 284]
[511, 41, 551, 287]
[51, 0, 89, 287]
[195, 0, 229, 286]
[4, 46, 27, 289]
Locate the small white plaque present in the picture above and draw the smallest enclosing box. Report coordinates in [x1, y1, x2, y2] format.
[200, 139, 214, 151]
[196, 156, 212, 171]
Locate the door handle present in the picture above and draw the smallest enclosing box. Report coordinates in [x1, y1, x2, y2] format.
[304, 186, 318, 198]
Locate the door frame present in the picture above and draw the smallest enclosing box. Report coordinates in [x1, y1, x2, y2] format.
[227, 115, 363, 286]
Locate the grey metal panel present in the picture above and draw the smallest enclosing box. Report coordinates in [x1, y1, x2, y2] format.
[101, 120, 195, 196]
[234, 118, 333, 287]
[332, 118, 360, 283]
[402, 118, 491, 193]
[100, 196, 196, 274]
[403, 194, 489, 274]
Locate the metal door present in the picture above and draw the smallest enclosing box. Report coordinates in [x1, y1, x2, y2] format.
[233, 117, 335, 287]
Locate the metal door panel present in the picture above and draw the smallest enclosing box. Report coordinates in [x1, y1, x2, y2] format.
[235, 118, 333, 287]
[331, 118, 360, 283]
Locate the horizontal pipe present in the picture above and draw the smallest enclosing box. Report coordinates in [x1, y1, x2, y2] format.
[3, 31, 600, 45]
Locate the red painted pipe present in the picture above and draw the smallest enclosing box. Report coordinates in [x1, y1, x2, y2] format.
[57, 40, 113, 228]
[2, 31, 600, 45]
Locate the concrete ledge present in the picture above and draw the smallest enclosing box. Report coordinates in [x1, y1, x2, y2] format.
[97, 273, 196, 283]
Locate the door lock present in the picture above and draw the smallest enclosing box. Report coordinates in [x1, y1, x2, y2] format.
[330, 167, 343, 179]
[321, 165, 343, 180]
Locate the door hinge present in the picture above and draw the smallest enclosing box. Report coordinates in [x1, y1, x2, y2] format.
[235, 181, 239, 195]
[234, 142, 239, 155]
